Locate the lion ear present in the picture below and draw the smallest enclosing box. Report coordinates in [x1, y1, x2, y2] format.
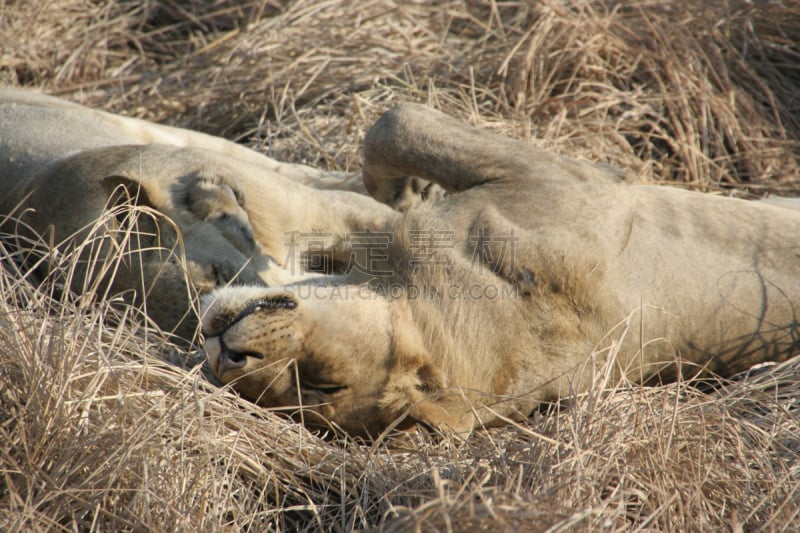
[100, 175, 157, 210]
[99, 175, 168, 237]
[379, 316, 474, 433]
[404, 364, 475, 433]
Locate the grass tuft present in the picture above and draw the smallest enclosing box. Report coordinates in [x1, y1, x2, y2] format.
[1, 0, 799, 530]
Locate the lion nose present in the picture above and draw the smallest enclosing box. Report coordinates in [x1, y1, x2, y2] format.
[216, 338, 250, 374]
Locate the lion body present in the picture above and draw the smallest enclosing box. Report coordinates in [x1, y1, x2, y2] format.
[203, 104, 800, 435]
[0, 89, 394, 338]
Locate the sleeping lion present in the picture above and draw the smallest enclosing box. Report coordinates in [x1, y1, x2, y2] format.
[0, 89, 393, 338]
[202, 104, 800, 436]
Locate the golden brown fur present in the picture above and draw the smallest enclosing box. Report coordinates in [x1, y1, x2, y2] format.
[0, 89, 394, 339]
[202, 104, 800, 436]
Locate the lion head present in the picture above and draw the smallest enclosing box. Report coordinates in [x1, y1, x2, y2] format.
[7, 144, 278, 340]
[201, 284, 475, 436]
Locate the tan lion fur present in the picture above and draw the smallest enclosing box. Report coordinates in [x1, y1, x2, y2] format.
[0, 89, 395, 339]
[202, 104, 800, 436]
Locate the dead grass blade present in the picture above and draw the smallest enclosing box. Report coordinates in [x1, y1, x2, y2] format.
[1, 0, 799, 530]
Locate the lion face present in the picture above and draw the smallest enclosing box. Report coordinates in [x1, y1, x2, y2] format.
[12, 144, 281, 340]
[201, 285, 398, 435]
[201, 284, 474, 436]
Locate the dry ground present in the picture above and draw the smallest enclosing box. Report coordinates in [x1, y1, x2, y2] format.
[1, 1, 799, 530]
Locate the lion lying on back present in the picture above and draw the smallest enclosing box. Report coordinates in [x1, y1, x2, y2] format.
[202, 104, 800, 436]
[0, 89, 394, 339]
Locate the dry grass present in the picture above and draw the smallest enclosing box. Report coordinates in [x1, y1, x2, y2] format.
[1, 0, 799, 530]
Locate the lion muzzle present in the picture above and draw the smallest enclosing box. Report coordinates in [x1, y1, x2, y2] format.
[202, 290, 302, 380]
[205, 336, 262, 375]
